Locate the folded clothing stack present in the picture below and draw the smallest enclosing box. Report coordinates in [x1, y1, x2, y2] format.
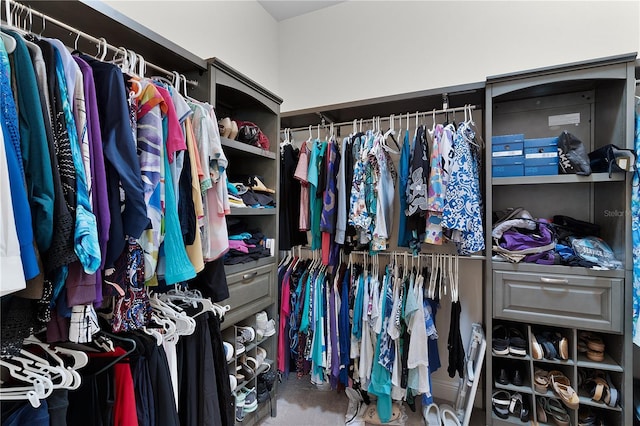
[224, 219, 271, 265]
[227, 176, 276, 209]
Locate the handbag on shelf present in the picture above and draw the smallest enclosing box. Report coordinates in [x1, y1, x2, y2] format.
[557, 131, 591, 175]
[588, 143, 637, 176]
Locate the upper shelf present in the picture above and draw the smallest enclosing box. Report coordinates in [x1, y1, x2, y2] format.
[492, 172, 626, 186]
[220, 137, 277, 160]
[17, 0, 207, 73]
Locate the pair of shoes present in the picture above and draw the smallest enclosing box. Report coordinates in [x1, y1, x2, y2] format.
[423, 403, 461, 426]
[218, 117, 238, 140]
[492, 325, 527, 356]
[539, 397, 570, 426]
[579, 331, 605, 362]
[496, 365, 525, 387]
[531, 331, 569, 360]
[230, 374, 237, 392]
[236, 325, 255, 355]
[549, 370, 579, 410]
[580, 369, 619, 408]
[236, 355, 259, 382]
[255, 311, 276, 340]
[492, 390, 530, 422]
[240, 387, 258, 413]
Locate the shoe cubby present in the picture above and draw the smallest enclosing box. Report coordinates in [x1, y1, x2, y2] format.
[485, 55, 635, 425]
[494, 358, 532, 395]
[492, 321, 530, 360]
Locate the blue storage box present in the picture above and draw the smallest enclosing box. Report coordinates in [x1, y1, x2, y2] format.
[524, 137, 559, 167]
[492, 134, 524, 158]
[492, 155, 525, 177]
[493, 165, 525, 177]
[525, 163, 558, 176]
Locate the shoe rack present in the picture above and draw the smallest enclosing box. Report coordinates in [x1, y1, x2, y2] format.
[190, 58, 282, 425]
[484, 54, 637, 425]
[226, 320, 278, 426]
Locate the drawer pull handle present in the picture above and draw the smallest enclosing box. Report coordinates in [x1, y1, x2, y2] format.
[540, 277, 568, 284]
[243, 271, 258, 280]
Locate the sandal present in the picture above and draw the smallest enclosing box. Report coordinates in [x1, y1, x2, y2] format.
[508, 392, 530, 422]
[549, 370, 579, 410]
[544, 397, 570, 426]
[491, 390, 511, 419]
[534, 368, 549, 394]
[536, 397, 548, 423]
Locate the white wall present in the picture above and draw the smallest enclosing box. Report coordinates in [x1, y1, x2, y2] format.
[278, 0, 640, 112]
[103, 0, 280, 94]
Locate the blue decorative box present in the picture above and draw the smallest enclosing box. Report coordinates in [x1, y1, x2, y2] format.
[492, 155, 525, 177]
[492, 134, 525, 158]
[525, 163, 558, 176]
[524, 137, 559, 169]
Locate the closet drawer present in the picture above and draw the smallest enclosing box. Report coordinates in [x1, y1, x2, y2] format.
[493, 271, 623, 332]
[224, 264, 275, 326]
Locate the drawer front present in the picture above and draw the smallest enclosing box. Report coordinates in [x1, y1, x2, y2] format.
[493, 271, 623, 332]
[224, 264, 275, 326]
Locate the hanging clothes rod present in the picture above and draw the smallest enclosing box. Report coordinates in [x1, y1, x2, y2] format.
[292, 246, 485, 260]
[285, 104, 478, 133]
[3, 0, 198, 86]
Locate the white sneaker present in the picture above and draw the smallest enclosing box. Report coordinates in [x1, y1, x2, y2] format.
[255, 311, 268, 331]
[229, 374, 237, 392]
[223, 341, 234, 362]
[262, 319, 276, 337]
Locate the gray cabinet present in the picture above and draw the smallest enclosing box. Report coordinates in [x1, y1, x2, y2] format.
[193, 58, 282, 426]
[484, 54, 636, 425]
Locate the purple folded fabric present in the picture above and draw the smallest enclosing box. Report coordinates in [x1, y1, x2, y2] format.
[500, 224, 553, 252]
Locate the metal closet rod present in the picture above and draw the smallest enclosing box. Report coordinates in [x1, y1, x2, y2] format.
[285, 104, 478, 133]
[293, 246, 485, 260]
[3, 0, 198, 86]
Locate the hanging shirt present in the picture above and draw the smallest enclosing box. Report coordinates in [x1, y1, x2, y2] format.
[81, 54, 149, 267]
[53, 47, 101, 274]
[183, 116, 205, 273]
[442, 121, 485, 254]
[334, 137, 350, 244]
[190, 102, 229, 261]
[136, 81, 165, 281]
[406, 126, 429, 217]
[294, 142, 310, 231]
[307, 140, 326, 250]
[425, 124, 445, 245]
[0, 124, 26, 296]
[74, 56, 110, 306]
[397, 132, 411, 247]
[5, 31, 54, 253]
[0, 38, 39, 281]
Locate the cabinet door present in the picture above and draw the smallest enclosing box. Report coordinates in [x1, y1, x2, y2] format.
[493, 270, 623, 332]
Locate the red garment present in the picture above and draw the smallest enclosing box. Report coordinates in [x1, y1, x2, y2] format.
[90, 347, 138, 426]
[278, 261, 294, 372]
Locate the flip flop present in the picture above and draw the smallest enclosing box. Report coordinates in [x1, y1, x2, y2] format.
[550, 371, 579, 410]
[422, 403, 440, 426]
[534, 368, 549, 393]
[440, 404, 461, 426]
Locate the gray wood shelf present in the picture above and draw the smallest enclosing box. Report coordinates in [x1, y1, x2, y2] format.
[230, 207, 277, 216]
[576, 353, 623, 372]
[492, 172, 625, 186]
[221, 137, 277, 159]
[491, 261, 625, 279]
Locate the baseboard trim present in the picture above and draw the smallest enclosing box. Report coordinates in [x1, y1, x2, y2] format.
[431, 377, 483, 408]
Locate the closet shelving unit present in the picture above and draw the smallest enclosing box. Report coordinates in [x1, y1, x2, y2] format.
[484, 53, 637, 426]
[190, 57, 282, 426]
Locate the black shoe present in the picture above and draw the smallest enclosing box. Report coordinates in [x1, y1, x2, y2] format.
[512, 368, 524, 387]
[497, 368, 510, 385]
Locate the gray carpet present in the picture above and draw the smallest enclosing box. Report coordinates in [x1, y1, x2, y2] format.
[257, 375, 485, 426]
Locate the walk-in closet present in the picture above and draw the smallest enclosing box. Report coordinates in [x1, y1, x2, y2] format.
[1, 1, 639, 426]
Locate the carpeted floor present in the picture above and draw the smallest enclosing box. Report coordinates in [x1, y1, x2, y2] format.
[257, 375, 485, 426]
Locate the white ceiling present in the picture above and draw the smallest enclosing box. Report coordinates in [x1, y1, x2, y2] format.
[258, 1, 345, 22]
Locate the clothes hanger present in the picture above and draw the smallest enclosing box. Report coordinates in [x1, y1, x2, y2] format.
[91, 332, 137, 377]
